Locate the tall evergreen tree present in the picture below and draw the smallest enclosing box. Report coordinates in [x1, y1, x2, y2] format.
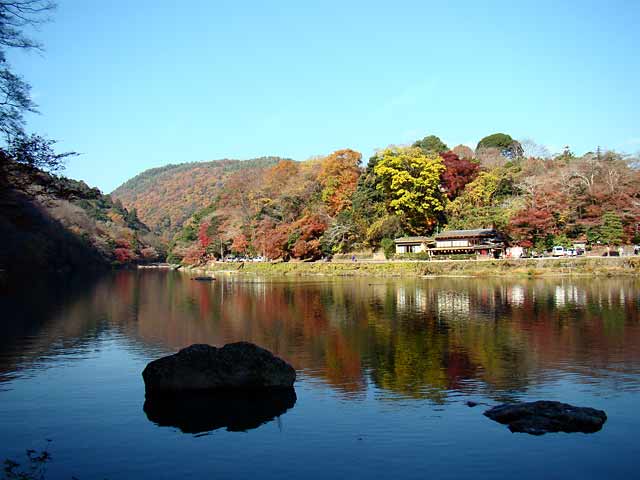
[599, 211, 624, 246]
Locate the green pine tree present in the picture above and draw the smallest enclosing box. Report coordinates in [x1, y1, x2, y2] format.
[599, 211, 624, 246]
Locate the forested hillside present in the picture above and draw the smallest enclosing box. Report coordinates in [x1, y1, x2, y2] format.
[111, 157, 286, 237]
[0, 2, 166, 276]
[0, 161, 164, 275]
[156, 134, 640, 264]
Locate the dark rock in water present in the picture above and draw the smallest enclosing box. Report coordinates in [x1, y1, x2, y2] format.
[142, 342, 296, 394]
[144, 388, 297, 434]
[484, 401, 607, 435]
[192, 276, 215, 281]
[466, 401, 479, 407]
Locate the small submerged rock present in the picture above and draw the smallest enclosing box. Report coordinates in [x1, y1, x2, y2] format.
[192, 276, 215, 281]
[484, 400, 607, 435]
[142, 342, 296, 394]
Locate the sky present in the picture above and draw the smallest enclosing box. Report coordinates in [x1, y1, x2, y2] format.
[8, 0, 640, 193]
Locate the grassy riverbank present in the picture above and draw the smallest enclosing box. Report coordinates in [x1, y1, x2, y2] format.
[185, 256, 640, 278]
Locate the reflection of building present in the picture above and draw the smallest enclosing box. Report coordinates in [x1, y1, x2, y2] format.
[396, 286, 429, 312]
[554, 284, 584, 307]
[436, 291, 470, 318]
[394, 236, 434, 254]
[509, 285, 525, 306]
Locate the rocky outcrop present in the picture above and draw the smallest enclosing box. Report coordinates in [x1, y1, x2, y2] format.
[142, 342, 296, 394]
[144, 388, 297, 433]
[484, 401, 607, 435]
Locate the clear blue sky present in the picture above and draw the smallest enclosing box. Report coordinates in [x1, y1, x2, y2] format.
[8, 0, 640, 193]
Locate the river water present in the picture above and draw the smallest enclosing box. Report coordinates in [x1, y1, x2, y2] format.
[1, 271, 639, 479]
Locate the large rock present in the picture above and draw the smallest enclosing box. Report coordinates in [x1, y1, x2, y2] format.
[484, 401, 607, 435]
[142, 342, 296, 394]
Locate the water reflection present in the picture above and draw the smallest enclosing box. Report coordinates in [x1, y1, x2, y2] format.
[143, 389, 297, 434]
[1, 272, 639, 404]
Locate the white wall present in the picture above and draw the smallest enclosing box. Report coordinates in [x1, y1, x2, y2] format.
[436, 239, 470, 248]
[395, 244, 426, 254]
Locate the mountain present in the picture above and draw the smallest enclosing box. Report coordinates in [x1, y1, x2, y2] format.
[111, 157, 287, 239]
[0, 162, 164, 277]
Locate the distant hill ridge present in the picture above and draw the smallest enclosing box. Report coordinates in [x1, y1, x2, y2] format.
[112, 156, 291, 238]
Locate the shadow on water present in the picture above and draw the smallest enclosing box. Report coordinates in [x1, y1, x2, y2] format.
[0, 271, 108, 381]
[143, 388, 297, 434]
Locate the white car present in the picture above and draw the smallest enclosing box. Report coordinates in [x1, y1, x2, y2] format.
[552, 246, 565, 257]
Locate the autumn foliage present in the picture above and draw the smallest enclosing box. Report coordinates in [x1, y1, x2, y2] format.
[231, 233, 249, 254]
[439, 151, 479, 199]
[319, 149, 362, 216]
[109, 133, 640, 263]
[290, 215, 328, 260]
[198, 221, 212, 249]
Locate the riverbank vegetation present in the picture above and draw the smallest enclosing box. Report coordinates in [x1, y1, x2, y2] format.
[114, 134, 640, 266]
[186, 256, 640, 278]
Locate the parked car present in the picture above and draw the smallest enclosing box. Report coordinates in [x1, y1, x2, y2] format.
[552, 246, 565, 257]
[566, 248, 577, 256]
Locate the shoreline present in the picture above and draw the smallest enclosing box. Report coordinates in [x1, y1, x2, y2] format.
[176, 256, 640, 278]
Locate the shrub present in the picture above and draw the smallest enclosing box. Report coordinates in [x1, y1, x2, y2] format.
[380, 238, 395, 259]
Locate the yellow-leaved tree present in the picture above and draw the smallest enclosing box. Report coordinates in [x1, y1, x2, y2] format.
[373, 146, 446, 234]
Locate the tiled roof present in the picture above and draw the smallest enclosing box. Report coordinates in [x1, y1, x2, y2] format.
[435, 229, 497, 239]
[394, 236, 433, 243]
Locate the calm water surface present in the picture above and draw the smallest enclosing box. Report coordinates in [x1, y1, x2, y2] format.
[1, 271, 639, 479]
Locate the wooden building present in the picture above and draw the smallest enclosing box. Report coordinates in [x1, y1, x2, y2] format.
[394, 236, 434, 254]
[394, 229, 506, 258]
[432, 229, 505, 257]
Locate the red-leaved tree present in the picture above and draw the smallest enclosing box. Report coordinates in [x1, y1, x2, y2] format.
[231, 233, 249, 254]
[198, 221, 212, 249]
[440, 151, 479, 200]
[261, 223, 291, 260]
[290, 214, 328, 260]
[509, 207, 557, 247]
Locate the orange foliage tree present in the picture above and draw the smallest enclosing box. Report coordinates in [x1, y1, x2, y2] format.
[182, 244, 205, 265]
[319, 149, 362, 216]
[264, 160, 300, 196]
[290, 214, 328, 260]
[257, 220, 291, 260]
[231, 233, 249, 254]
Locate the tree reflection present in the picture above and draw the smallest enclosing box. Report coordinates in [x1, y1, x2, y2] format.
[1, 272, 639, 404]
